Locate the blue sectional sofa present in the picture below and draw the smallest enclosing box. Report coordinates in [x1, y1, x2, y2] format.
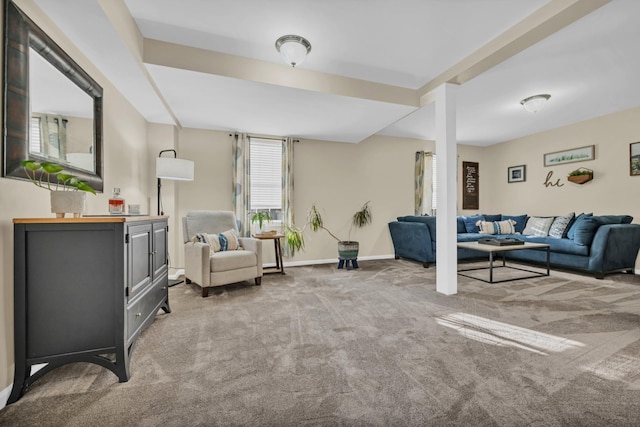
[388, 213, 640, 279]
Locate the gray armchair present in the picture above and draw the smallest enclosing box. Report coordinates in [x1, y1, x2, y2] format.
[183, 210, 263, 297]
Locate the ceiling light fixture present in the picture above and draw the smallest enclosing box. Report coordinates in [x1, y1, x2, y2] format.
[275, 34, 311, 67]
[520, 94, 551, 113]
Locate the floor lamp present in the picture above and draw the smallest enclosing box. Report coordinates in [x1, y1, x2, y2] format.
[156, 149, 195, 286]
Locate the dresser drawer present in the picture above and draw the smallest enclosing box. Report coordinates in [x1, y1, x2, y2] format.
[127, 277, 167, 341]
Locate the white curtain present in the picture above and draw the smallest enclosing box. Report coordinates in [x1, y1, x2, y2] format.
[282, 137, 295, 256]
[231, 133, 251, 236]
[415, 151, 434, 215]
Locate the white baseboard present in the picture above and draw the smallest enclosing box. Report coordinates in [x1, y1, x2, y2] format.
[0, 363, 46, 410]
[169, 269, 184, 280]
[0, 384, 10, 410]
[282, 254, 395, 268]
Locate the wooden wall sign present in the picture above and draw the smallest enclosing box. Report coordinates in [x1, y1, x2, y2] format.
[462, 161, 479, 210]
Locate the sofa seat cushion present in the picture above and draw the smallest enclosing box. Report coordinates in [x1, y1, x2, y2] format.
[210, 250, 257, 272]
[457, 233, 485, 242]
[516, 235, 589, 256]
[454, 233, 589, 256]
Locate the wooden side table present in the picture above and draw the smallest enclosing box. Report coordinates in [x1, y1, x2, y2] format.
[253, 234, 285, 274]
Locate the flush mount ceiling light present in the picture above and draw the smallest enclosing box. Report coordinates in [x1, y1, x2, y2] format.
[275, 34, 311, 67]
[520, 94, 551, 113]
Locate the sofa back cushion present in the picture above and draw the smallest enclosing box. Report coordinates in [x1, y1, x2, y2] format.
[593, 215, 633, 224]
[482, 214, 502, 222]
[501, 214, 528, 233]
[523, 216, 554, 236]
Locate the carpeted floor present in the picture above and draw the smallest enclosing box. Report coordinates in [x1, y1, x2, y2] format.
[2, 259, 640, 426]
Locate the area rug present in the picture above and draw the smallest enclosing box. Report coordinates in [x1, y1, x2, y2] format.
[1, 259, 640, 426]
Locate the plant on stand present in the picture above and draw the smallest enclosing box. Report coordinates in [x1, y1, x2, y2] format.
[251, 211, 272, 235]
[21, 160, 96, 217]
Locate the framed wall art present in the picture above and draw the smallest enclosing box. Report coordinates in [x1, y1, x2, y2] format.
[508, 165, 526, 183]
[631, 142, 640, 176]
[543, 145, 594, 167]
[462, 161, 479, 209]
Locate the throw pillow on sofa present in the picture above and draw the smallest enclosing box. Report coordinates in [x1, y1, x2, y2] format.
[462, 215, 484, 233]
[522, 216, 554, 236]
[548, 212, 575, 238]
[567, 212, 593, 240]
[477, 219, 517, 235]
[571, 217, 601, 246]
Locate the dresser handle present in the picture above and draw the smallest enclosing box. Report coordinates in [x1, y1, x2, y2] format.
[135, 313, 141, 318]
[150, 251, 157, 255]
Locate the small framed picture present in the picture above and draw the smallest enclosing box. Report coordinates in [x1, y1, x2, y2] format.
[630, 142, 640, 176]
[508, 165, 526, 183]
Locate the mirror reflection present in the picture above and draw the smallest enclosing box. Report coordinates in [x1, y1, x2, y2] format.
[29, 47, 95, 172]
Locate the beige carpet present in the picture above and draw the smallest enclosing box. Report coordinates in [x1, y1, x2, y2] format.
[2, 259, 640, 426]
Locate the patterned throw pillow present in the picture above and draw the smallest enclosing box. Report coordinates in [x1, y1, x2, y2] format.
[522, 216, 554, 236]
[548, 212, 575, 238]
[476, 219, 517, 235]
[193, 229, 240, 252]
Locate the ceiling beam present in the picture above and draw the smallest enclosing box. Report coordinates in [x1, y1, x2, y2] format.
[418, 0, 612, 106]
[143, 39, 419, 107]
[99, 0, 182, 128]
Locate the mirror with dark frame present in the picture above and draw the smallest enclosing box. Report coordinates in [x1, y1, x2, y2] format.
[2, 0, 104, 192]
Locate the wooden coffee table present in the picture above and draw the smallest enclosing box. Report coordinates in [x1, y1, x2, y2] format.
[456, 241, 550, 283]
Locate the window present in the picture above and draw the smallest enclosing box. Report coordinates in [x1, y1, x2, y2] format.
[249, 137, 282, 222]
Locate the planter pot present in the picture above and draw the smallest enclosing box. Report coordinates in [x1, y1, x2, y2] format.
[567, 174, 593, 184]
[338, 241, 359, 259]
[50, 191, 86, 218]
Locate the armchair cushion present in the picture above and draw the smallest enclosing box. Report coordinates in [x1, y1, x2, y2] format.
[210, 250, 258, 272]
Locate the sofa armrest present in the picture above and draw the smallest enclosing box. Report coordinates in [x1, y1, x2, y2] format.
[184, 242, 211, 286]
[588, 224, 640, 273]
[239, 237, 263, 277]
[388, 221, 435, 263]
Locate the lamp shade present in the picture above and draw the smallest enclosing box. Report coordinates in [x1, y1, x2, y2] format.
[156, 157, 194, 181]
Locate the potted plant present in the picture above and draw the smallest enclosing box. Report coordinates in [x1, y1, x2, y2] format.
[284, 201, 373, 261]
[251, 211, 273, 235]
[567, 167, 593, 184]
[21, 160, 96, 217]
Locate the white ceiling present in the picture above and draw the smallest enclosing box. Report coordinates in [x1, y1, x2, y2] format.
[32, 0, 640, 146]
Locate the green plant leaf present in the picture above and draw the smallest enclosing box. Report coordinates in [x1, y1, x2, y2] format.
[41, 162, 64, 174]
[20, 160, 40, 171]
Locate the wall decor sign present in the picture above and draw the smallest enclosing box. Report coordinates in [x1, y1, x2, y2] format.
[462, 161, 479, 210]
[544, 145, 594, 167]
[630, 142, 640, 176]
[507, 165, 526, 183]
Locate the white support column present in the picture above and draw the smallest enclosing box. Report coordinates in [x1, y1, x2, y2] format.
[434, 83, 459, 295]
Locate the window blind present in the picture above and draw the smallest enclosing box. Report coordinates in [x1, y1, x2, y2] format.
[30, 117, 41, 154]
[250, 138, 282, 210]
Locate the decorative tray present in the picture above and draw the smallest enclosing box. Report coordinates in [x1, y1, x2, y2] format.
[478, 238, 524, 246]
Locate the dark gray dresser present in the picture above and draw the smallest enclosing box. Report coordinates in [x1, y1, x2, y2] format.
[8, 216, 171, 403]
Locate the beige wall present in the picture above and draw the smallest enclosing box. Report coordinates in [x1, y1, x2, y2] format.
[1, 1, 150, 393]
[483, 107, 640, 219]
[174, 130, 487, 266]
[482, 107, 640, 269]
